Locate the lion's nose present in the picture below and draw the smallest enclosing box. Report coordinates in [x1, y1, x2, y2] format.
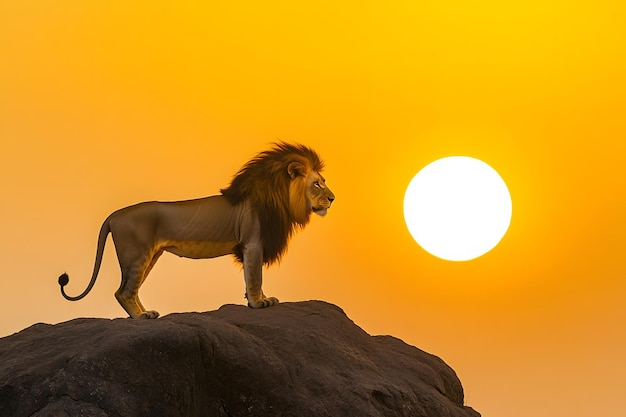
[328, 196, 335, 204]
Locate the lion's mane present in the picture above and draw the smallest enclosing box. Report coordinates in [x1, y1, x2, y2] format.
[220, 142, 325, 265]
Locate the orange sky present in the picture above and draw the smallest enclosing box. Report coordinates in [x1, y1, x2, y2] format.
[1, 1, 625, 416]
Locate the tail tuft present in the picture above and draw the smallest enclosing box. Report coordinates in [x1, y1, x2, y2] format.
[58, 273, 69, 287]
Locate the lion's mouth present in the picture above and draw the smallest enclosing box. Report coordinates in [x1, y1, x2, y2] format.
[311, 207, 328, 216]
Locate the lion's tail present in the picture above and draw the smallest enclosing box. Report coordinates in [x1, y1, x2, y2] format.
[58, 215, 112, 301]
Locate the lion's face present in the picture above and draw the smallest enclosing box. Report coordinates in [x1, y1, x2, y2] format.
[287, 159, 334, 225]
[306, 171, 335, 217]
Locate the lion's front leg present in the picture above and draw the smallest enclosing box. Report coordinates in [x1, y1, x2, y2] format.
[243, 243, 279, 308]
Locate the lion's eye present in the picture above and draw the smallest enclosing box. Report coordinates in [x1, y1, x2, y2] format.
[313, 181, 322, 188]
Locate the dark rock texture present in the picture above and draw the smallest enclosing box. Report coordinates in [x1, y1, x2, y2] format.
[0, 301, 480, 417]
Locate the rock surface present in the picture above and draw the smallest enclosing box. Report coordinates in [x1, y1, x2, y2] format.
[0, 301, 480, 417]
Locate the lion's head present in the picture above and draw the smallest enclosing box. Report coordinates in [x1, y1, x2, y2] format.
[221, 142, 334, 265]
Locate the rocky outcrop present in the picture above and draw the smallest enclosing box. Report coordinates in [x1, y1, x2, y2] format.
[0, 301, 480, 417]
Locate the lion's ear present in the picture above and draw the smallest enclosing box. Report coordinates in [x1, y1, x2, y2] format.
[287, 161, 306, 179]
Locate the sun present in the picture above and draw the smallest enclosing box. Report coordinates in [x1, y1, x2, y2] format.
[403, 156, 512, 261]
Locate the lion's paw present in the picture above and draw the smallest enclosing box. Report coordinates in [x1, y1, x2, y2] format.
[139, 310, 160, 319]
[248, 296, 280, 309]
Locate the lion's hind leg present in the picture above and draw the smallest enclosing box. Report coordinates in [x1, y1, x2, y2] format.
[134, 249, 163, 318]
[115, 269, 158, 319]
[115, 248, 162, 319]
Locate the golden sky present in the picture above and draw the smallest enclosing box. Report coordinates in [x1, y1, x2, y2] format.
[1, 1, 625, 416]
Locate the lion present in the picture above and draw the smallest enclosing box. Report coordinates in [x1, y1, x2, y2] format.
[58, 142, 335, 319]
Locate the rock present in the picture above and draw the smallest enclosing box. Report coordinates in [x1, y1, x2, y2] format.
[0, 301, 480, 417]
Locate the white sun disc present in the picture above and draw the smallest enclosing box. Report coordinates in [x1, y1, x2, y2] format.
[404, 156, 512, 261]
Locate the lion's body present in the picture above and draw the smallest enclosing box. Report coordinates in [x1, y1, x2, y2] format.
[111, 196, 246, 260]
[59, 143, 334, 319]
